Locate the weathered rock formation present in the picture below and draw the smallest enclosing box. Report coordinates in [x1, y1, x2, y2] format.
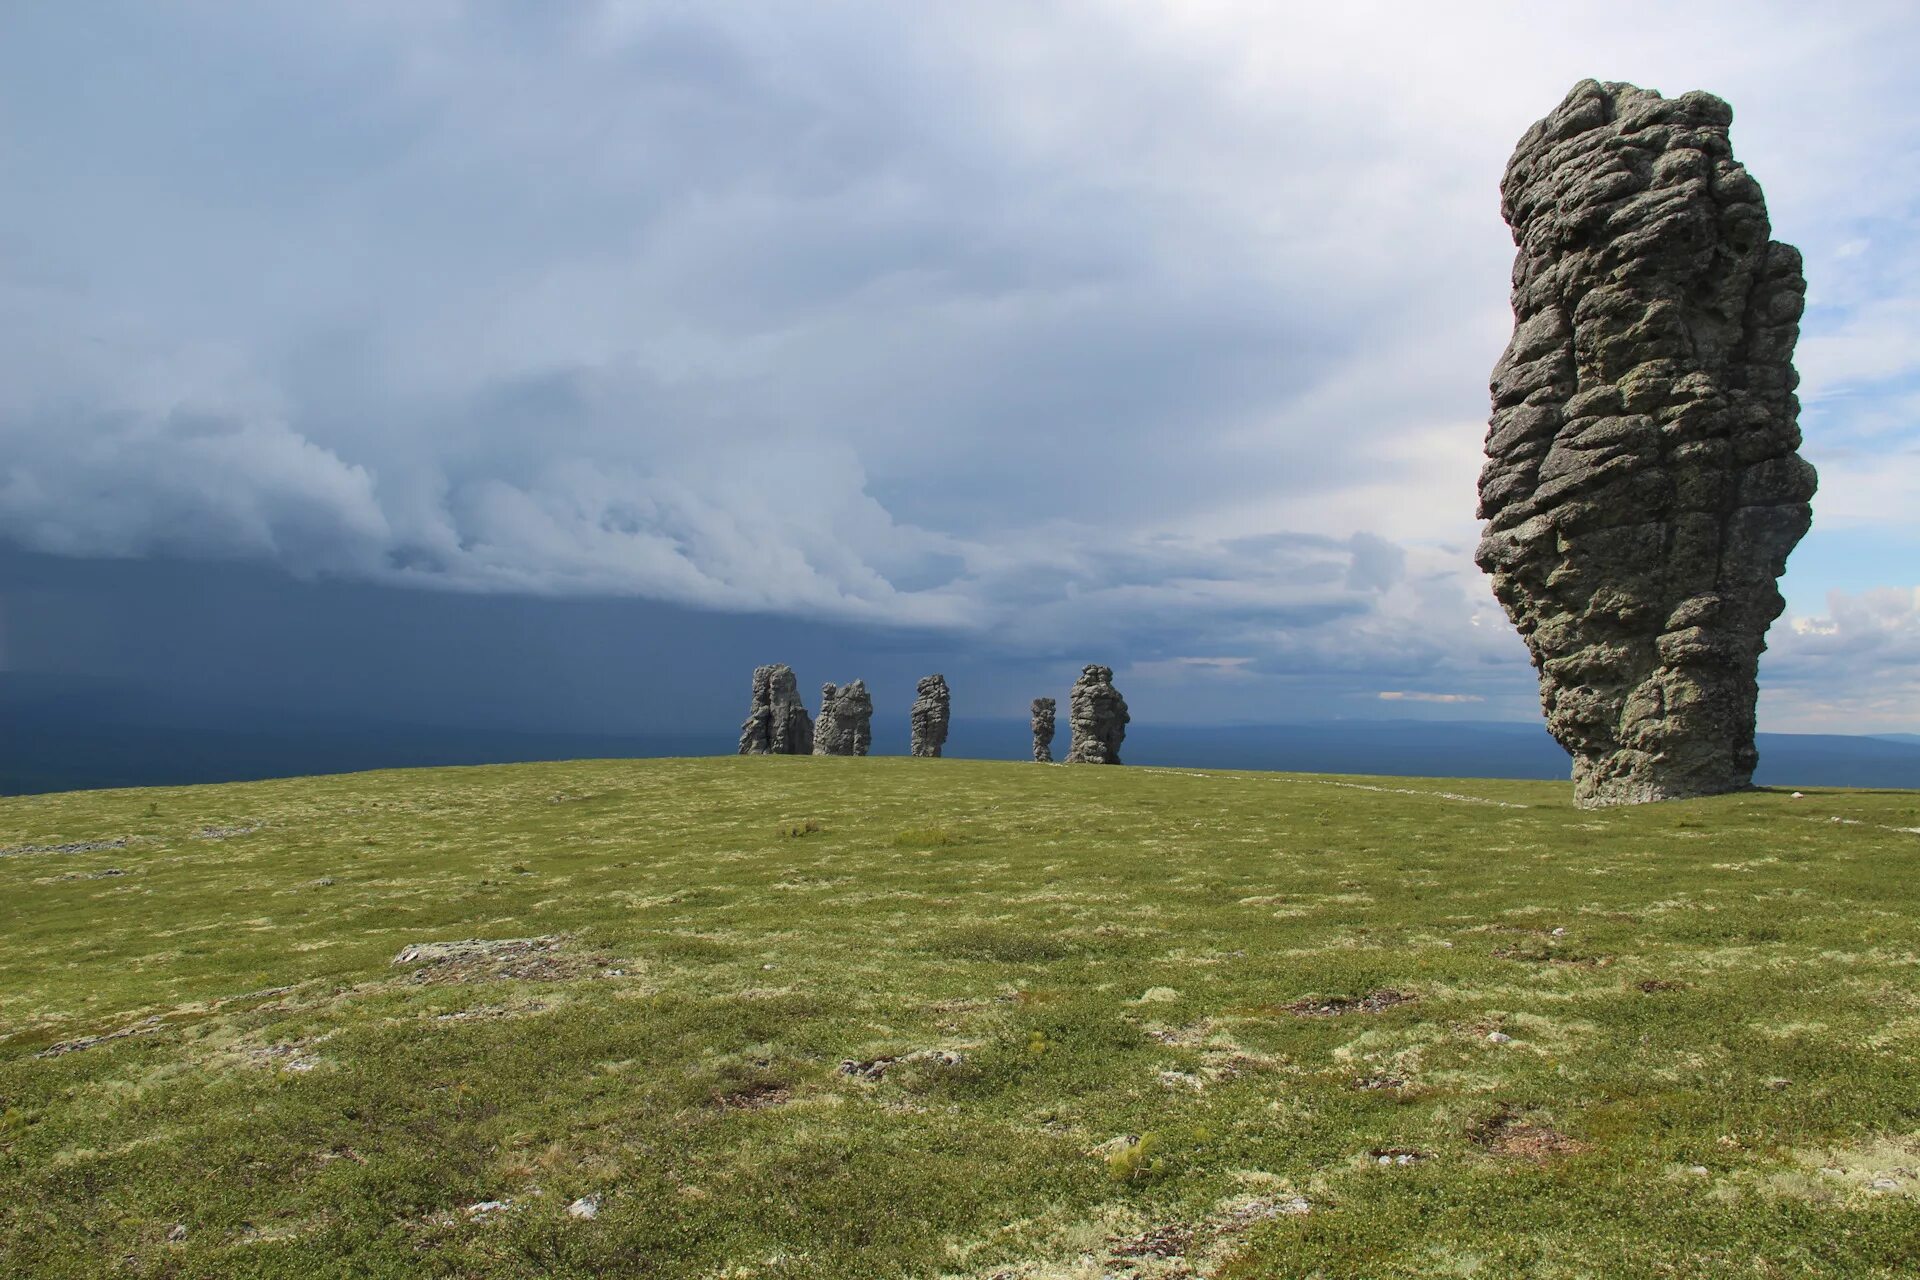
[1476, 80, 1816, 807]
[813, 680, 873, 757]
[909, 674, 950, 758]
[1064, 665, 1128, 764]
[737, 664, 814, 755]
[1031, 697, 1056, 763]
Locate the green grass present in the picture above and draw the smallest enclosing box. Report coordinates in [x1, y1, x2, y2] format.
[2, 756, 1918, 1278]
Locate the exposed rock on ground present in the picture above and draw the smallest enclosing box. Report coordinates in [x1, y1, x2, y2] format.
[1030, 697, 1056, 763]
[1, 837, 132, 857]
[1285, 988, 1414, 1017]
[738, 664, 814, 755]
[391, 936, 609, 984]
[1476, 79, 1816, 807]
[1065, 665, 1128, 764]
[837, 1048, 965, 1080]
[36, 1015, 166, 1059]
[909, 674, 950, 758]
[813, 680, 874, 756]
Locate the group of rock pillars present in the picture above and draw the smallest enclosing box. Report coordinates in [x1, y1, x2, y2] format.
[737, 665, 881, 758]
[738, 663, 1129, 764]
[741, 79, 1816, 809]
[1030, 663, 1129, 764]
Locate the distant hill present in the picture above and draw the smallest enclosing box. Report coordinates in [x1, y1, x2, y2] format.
[0, 714, 719, 796]
[4, 687, 1914, 795]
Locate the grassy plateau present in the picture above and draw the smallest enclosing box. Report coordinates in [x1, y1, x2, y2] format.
[2, 756, 1918, 1278]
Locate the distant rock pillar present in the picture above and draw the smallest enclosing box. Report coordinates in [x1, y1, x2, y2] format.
[813, 683, 840, 756]
[814, 680, 873, 756]
[1475, 80, 1815, 807]
[842, 680, 873, 756]
[738, 664, 813, 755]
[909, 674, 950, 758]
[1064, 665, 1128, 765]
[1031, 697, 1056, 763]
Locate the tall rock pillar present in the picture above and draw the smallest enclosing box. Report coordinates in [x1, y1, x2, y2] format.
[738, 664, 814, 756]
[1031, 697, 1056, 763]
[1476, 80, 1816, 806]
[909, 675, 950, 758]
[814, 680, 873, 756]
[1064, 665, 1128, 765]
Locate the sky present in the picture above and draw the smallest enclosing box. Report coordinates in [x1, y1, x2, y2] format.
[1, 1, 1917, 737]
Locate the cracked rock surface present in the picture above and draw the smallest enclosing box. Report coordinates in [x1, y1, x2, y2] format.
[738, 664, 814, 756]
[1065, 665, 1128, 765]
[1476, 80, 1815, 807]
[909, 675, 950, 758]
[813, 680, 873, 757]
[1031, 697, 1056, 763]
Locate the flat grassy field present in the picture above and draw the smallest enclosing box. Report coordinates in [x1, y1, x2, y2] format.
[3, 757, 1918, 1279]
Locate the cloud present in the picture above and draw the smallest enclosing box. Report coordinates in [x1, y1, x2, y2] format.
[1378, 691, 1486, 704]
[1, 2, 1917, 729]
[1127, 656, 1257, 683]
[1764, 587, 1920, 731]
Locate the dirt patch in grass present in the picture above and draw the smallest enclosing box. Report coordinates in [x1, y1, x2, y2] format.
[1144, 1020, 1214, 1047]
[1284, 989, 1414, 1017]
[1471, 1107, 1590, 1162]
[1109, 1220, 1195, 1259]
[1637, 979, 1689, 993]
[710, 1080, 793, 1110]
[1094, 1195, 1310, 1275]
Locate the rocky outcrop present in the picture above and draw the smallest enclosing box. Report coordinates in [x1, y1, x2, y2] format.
[738, 664, 814, 755]
[1476, 80, 1816, 807]
[909, 674, 950, 758]
[1031, 697, 1056, 763]
[813, 680, 873, 757]
[1064, 665, 1128, 764]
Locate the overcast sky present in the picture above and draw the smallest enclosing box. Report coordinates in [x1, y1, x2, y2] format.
[2, 1, 1917, 734]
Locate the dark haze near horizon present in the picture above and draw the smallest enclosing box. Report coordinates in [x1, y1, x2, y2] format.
[4, 546, 1915, 796]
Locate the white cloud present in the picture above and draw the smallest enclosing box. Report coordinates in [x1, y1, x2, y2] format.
[1765, 587, 1920, 731]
